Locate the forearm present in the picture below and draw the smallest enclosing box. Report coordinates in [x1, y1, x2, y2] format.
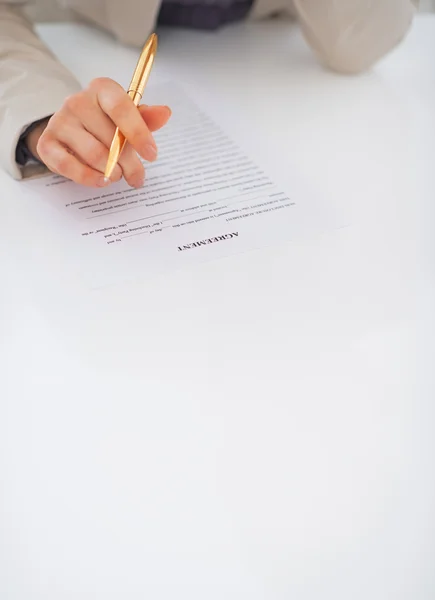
[293, 0, 418, 74]
[0, 4, 81, 178]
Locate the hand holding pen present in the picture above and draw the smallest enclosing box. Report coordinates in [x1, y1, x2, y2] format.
[28, 34, 169, 189]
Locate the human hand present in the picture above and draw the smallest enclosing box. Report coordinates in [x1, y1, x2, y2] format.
[27, 77, 171, 188]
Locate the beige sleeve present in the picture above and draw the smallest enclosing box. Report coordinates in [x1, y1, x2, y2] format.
[293, 0, 418, 74]
[63, 0, 162, 47]
[0, 3, 81, 179]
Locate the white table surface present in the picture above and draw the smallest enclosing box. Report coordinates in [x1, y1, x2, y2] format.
[1, 15, 434, 600]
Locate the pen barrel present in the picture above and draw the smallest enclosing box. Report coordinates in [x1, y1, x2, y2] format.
[127, 33, 157, 98]
[108, 89, 139, 165]
[104, 33, 157, 180]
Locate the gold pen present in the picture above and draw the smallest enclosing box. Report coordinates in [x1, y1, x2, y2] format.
[104, 33, 158, 181]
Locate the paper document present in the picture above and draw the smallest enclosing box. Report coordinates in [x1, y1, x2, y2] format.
[22, 83, 332, 287]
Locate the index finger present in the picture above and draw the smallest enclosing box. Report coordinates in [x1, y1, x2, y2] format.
[90, 78, 157, 162]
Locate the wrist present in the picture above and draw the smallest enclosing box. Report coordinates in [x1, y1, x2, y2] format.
[25, 117, 51, 162]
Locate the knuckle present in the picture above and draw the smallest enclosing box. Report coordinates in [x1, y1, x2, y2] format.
[91, 144, 107, 165]
[36, 133, 48, 155]
[63, 92, 85, 114]
[55, 154, 70, 173]
[36, 132, 53, 158]
[47, 111, 66, 131]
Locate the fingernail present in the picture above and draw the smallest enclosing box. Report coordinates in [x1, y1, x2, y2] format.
[144, 143, 157, 162]
[164, 106, 172, 117]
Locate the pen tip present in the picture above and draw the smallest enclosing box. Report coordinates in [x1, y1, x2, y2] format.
[103, 177, 110, 184]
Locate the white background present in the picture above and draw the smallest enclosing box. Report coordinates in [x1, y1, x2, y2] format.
[1, 14, 434, 600]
